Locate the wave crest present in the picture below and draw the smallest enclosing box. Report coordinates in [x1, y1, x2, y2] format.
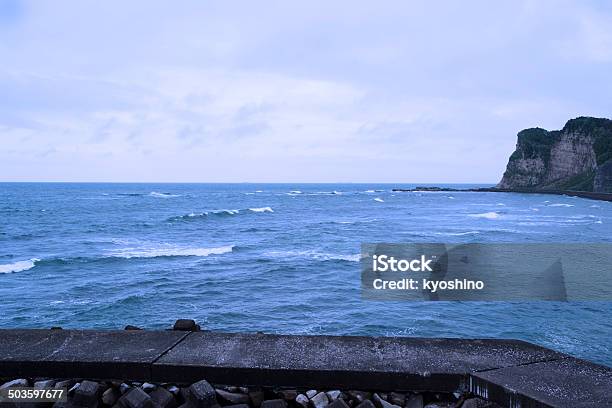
[468, 211, 501, 219]
[249, 207, 273, 213]
[149, 192, 181, 198]
[110, 245, 234, 259]
[169, 207, 273, 221]
[0, 258, 39, 274]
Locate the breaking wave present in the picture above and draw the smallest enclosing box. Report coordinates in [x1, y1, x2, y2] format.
[433, 231, 481, 236]
[109, 245, 234, 259]
[149, 192, 181, 198]
[0, 258, 39, 274]
[264, 250, 360, 262]
[249, 207, 274, 213]
[469, 212, 501, 219]
[168, 207, 273, 221]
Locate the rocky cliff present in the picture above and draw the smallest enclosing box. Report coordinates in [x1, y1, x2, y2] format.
[497, 117, 612, 192]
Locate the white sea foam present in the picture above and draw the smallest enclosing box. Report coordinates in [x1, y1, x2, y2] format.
[249, 207, 274, 213]
[434, 231, 480, 236]
[150, 192, 180, 198]
[469, 212, 500, 219]
[265, 250, 360, 262]
[365, 190, 376, 193]
[111, 245, 234, 259]
[548, 203, 574, 207]
[374, 198, 384, 203]
[184, 210, 239, 218]
[170, 207, 273, 221]
[0, 258, 39, 274]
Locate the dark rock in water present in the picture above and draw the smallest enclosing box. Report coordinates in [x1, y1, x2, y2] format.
[120, 388, 153, 408]
[404, 394, 423, 408]
[327, 400, 349, 408]
[102, 387, 121, 406]
[72, 380, 101, 408]
[497, 116, 612, 192]
[124, 325, 142, 331]
[173, 319, 201, 332]
[51, 326, 63, 330]
[354, 401, 375, 408]
[215, 389, 249, 405]
[260, 400, 287, 408]
[149, 387, 177, 408]
[248, 391, 265, 408]
[187, 380, 217, 408]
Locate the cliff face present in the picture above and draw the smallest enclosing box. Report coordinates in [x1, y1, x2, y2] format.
[497, 117, 612, 192]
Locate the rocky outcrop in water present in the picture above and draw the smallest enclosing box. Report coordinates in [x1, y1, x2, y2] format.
[497, 117, 612, 192]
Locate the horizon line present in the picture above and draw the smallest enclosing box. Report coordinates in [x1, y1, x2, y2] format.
[0, 181, 499, 184]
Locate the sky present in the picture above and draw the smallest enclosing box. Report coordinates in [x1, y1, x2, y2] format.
[1, 0, 611, 183]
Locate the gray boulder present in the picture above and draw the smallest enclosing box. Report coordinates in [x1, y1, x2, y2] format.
[149, 387, 177, 408]
[72, 381, 101, 408]
[187, 380, 218, 408]
[309, 392, 329, 408]
[405, 394, 423, 408]
[119, 388, 153, 408]
[102, 387, 121, 406]
[215, 389, 249, 405]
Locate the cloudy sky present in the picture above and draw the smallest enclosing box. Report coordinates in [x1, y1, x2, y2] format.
[1, 0, 611, 182]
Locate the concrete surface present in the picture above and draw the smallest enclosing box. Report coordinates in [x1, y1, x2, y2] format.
[0, 329, 609, 408]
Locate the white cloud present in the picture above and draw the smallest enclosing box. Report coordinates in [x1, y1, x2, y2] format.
[0, 0, 611, 182]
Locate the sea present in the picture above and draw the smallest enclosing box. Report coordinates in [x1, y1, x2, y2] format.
[1, 183, 611, 366]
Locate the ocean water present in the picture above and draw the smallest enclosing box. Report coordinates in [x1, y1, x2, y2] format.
[1, 183, 611, 366]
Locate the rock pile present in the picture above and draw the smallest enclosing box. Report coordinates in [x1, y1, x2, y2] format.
[0, 378, 501, 408]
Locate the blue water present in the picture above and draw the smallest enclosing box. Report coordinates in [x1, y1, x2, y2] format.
[1, 183, 611, 366]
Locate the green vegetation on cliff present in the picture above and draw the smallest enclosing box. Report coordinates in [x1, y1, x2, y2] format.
[498, 116, 612, 192]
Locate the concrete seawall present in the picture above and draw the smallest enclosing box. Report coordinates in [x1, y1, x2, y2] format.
[0, 329, 610, 407]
